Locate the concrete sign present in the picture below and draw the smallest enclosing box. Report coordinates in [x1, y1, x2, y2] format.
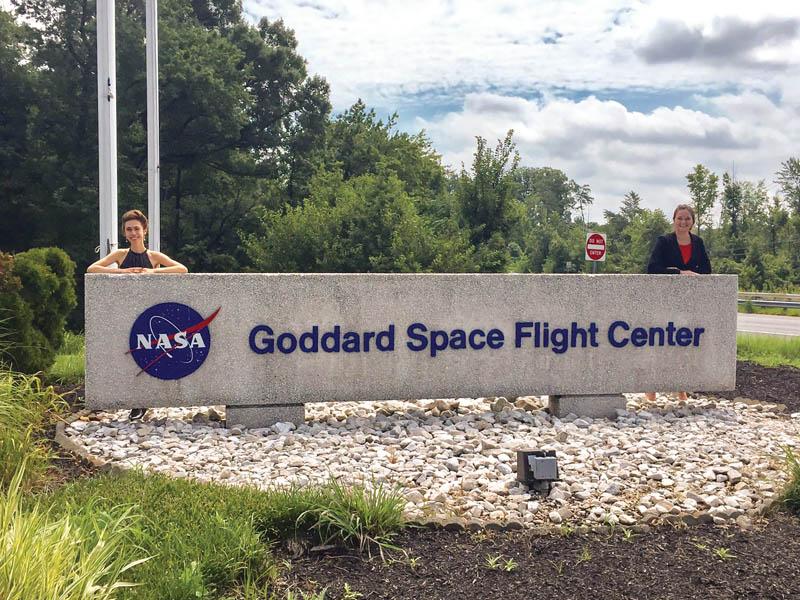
[86, 273, 737, 426]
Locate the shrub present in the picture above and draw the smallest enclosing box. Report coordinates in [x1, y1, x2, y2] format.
[0, 248, 77, 373]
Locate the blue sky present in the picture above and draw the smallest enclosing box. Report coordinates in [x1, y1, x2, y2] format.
[241, 0, 800, 221]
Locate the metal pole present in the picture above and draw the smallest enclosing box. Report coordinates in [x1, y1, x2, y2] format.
[145, 0, 160, 252]
[97, 0, 118, 258]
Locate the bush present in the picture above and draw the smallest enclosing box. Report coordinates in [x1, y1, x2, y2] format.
[0, 248, 76, 373]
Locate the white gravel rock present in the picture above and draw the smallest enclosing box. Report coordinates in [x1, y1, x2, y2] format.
[65, 395, 798, 528]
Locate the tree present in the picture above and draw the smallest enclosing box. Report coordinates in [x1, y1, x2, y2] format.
[685, 164, 718, 238]
[776, 157, 800, 215]
[626, 209, 671, 273]
[455, 131, 522, 271]
[720, 172, 744, 258]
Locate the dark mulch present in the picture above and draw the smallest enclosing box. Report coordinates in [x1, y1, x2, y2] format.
[43, 363, 800, 599]
[45, 381, 98, 484]
[715, 361, 800, 412]
[279, 513, 800, 600]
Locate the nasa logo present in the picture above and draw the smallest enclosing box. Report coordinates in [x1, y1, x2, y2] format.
[128, 303, 220, 380]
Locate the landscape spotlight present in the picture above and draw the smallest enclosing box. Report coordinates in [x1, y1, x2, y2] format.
[516, 450, 559, 494]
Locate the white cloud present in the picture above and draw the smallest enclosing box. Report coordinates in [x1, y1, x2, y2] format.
[241, 0, 800, 220]
[418, 91, 796, 219]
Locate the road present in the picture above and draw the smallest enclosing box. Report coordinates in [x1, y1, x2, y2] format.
[737, 313, 800, 337]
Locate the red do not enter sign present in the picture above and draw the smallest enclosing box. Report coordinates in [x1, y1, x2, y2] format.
[585, 233, 606, 261]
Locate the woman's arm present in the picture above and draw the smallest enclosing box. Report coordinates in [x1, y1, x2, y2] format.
[86, 249, 126, 273]
[147, 251, 188, 273]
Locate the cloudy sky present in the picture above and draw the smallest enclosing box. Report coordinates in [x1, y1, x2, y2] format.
[241, 0, 800, 221]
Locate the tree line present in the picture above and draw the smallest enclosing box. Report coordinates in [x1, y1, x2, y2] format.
[2, 0, 799, 331]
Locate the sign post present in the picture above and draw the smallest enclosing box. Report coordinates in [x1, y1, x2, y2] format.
[585, 232, 606, 273]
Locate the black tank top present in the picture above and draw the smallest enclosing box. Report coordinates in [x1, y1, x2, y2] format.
[119, 249, 153, 269]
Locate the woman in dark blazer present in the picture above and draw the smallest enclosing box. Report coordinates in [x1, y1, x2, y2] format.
[647, 204, 711, 275]
[645, 204, 711, 401]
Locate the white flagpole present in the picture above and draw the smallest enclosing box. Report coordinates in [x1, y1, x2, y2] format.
[97, 0, 118, 258]
[145, 0, 160, 252]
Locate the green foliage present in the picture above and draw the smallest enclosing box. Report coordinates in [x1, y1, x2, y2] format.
[778, 445, 800, 514]
[0, 467, 146, 600]
[686, 164, 718, 238]
[736, 333, 800, 369]
[44, 470, 276, 599]
[300, 477, 408, 557]
[48, 331, 86, 385]
[0, 369, 65, 490]
[44, 470, 409, 597]
[775, 157, 800, 215]
[0, 248, 76, 373]
[454, 131, 524, 271]
[245, 170, 446, 273]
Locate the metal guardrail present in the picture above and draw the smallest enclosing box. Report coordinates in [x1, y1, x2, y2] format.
[738, 299, 800, 309]
[737, 293, 800, 309]
[739, 292, 800, 302]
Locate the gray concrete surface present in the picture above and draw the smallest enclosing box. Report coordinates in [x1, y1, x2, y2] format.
[547, 394, 627, 419]
[85, 273, 738, 427]
[737, 313, 800, 337]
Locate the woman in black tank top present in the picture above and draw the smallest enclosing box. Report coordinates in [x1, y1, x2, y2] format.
[87, 209, 186, 275]
[118, 248, 153, 270]
[86, 209, 187, 420]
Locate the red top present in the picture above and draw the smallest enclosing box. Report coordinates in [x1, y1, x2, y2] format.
[679, 242, 692, 265]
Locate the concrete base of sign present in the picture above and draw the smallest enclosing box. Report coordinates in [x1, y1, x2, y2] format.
[226, 405, 305, 429]
[547, 394, 627, 420]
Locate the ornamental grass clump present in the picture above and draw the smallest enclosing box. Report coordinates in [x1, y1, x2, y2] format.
[301, 477, 408, 558]
[0, 466, 147, 600]
[0, 368, 66, 490]
[778, 445, 800, 514]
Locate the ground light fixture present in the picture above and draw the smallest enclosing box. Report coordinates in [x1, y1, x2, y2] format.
[516, 450, 559, 493]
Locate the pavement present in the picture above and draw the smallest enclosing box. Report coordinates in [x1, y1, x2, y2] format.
[737, 313, 800, 337]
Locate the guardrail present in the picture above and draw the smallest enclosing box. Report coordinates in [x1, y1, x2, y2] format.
[738, 292, 800, 309]
[739, 292, 800, 301]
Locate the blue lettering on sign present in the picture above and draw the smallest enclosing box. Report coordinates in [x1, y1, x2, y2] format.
[406, 323, 504, 357]
[608, 321, 704, 348]
[129, 303, 219, 379]
[250, 325, 396, 355]
[247, 320, 706, 356]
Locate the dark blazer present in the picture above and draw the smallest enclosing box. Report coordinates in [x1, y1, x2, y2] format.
[647, 232, 711, 274]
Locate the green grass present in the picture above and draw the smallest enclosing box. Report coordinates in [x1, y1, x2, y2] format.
[737, 333, 800, 369]
[739, 303, 800, 317]
[48, 331, 85, 385]
[42, 471, 408, 598]
[44, 471, 278, 599]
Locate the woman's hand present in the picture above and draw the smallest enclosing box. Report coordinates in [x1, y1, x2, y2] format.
[679, 269, 699, 275]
